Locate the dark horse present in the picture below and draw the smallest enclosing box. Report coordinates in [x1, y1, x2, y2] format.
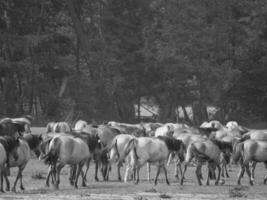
[0, 118, 27, 137]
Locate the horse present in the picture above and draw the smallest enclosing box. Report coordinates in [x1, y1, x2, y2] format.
[0, 118, 26, 137]
[171, 133, 207, 178]
[73, 120, 88, 132]
[46, 122, 71, 134]
[180, 138, 232, 186]
[123, 137, 171, 185]
[154, 125, 174, 137]
[156, 136, 186, 180]
[106, 134, 136, 182]
[108, 122, 145, 137]
[220, 135, 238, 178]
[42, 134, 94, 189]
[3, 134, 42, 192]
[0, 136, 20, 192]
[96, 125, 121, 180]
[232, 139, 267, 185]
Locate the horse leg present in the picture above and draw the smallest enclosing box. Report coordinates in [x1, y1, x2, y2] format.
[180, 164, 188, 185]
[94, 158, 99, 181]
[147, 162, 151, 182]
[3, 171, 9, 191]
[215, 163, 221, 185]
[196, 162, 202, 186]
[154, 165, 161, 185]
[117, 162, 122, 181]
[135, 166, 140, 184]
[162, 165, 170, 185]
[74, 162, 83, 189]
[221, 162, 225, 178]
[237, 165, 245, 185]
[251, 162, 256, 180]
[80, 168, 86, 187]
[244, 164, 253, 185]
[0, 170, 4, 192]
[69, 165, 76, 185]
[19, 168, 25, 191]
[46, 166, 52, 187]
[83, 158, 90, 182]
[55, 164, 64, 189]
[225, 163, 229, 178]
[12, 167, 21, 192]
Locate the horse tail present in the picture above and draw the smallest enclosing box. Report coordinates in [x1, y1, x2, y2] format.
[124, 138, 138, 161]
[185, 144, 194, 164]
[232, 142, 244, 163]
[42, 137, 60, 165]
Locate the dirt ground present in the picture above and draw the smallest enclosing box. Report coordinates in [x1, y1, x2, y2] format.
[0, 127, 267, 200]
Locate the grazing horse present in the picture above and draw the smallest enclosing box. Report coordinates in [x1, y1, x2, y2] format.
[0, 136, 20, 192]
[107, 134, 135, 182]
[180, 138, 232, 186]
[3, 134, 42, 192]
[43, 134, 93, 189]
[232, 139, 267, 185]
[124, 137, 171, 185]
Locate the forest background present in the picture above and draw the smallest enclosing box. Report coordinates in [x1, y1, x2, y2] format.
[1, 0, 267, 126]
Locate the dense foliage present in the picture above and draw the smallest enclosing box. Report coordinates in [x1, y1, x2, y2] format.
[1, 0, 267, 125]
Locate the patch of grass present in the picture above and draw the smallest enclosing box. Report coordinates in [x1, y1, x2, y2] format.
[134, 196, 147, 200]
[31, 172, 46, 180]
[144, 188, 157, 193]
[229, 186, 249, 198]
[159, 193, 171, 199]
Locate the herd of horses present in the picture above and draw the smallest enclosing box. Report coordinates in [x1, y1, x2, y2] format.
[1, 117, 267, 192]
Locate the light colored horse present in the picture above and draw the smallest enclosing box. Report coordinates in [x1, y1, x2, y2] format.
[181, 138, 232, 186]
[232, 139, 267, 185]
[124, 137, 170, 185]
[46, 122, 71, 134]
[107, 134, 135, 182]
[154, 125, 174, 137]
[0, 136, 20, 192]
[73, 120, 88, 132]
[4, 134, 42, 192]
[43, 134, 92, 189]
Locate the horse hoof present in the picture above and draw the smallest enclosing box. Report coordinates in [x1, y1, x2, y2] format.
[166, 181, 170, 185]
[74, 185, 78, 189]
[6, 187, 10, 192]
[11, 187, 16, 192]
[20, 186, 25, 191]
[0, 189, 5, 193]
[264, 179, 267, 185]
[250, 181, 254, 186]
[95, 177, 99, 182]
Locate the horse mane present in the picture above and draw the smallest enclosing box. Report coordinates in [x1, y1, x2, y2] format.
[210, 138, 232, 152]
[157, 136, 184, 151]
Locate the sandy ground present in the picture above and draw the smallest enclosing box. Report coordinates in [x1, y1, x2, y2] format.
[0, 127, 266, 199]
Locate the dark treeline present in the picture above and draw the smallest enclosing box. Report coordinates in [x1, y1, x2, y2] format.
[1, 0, 267, 125]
